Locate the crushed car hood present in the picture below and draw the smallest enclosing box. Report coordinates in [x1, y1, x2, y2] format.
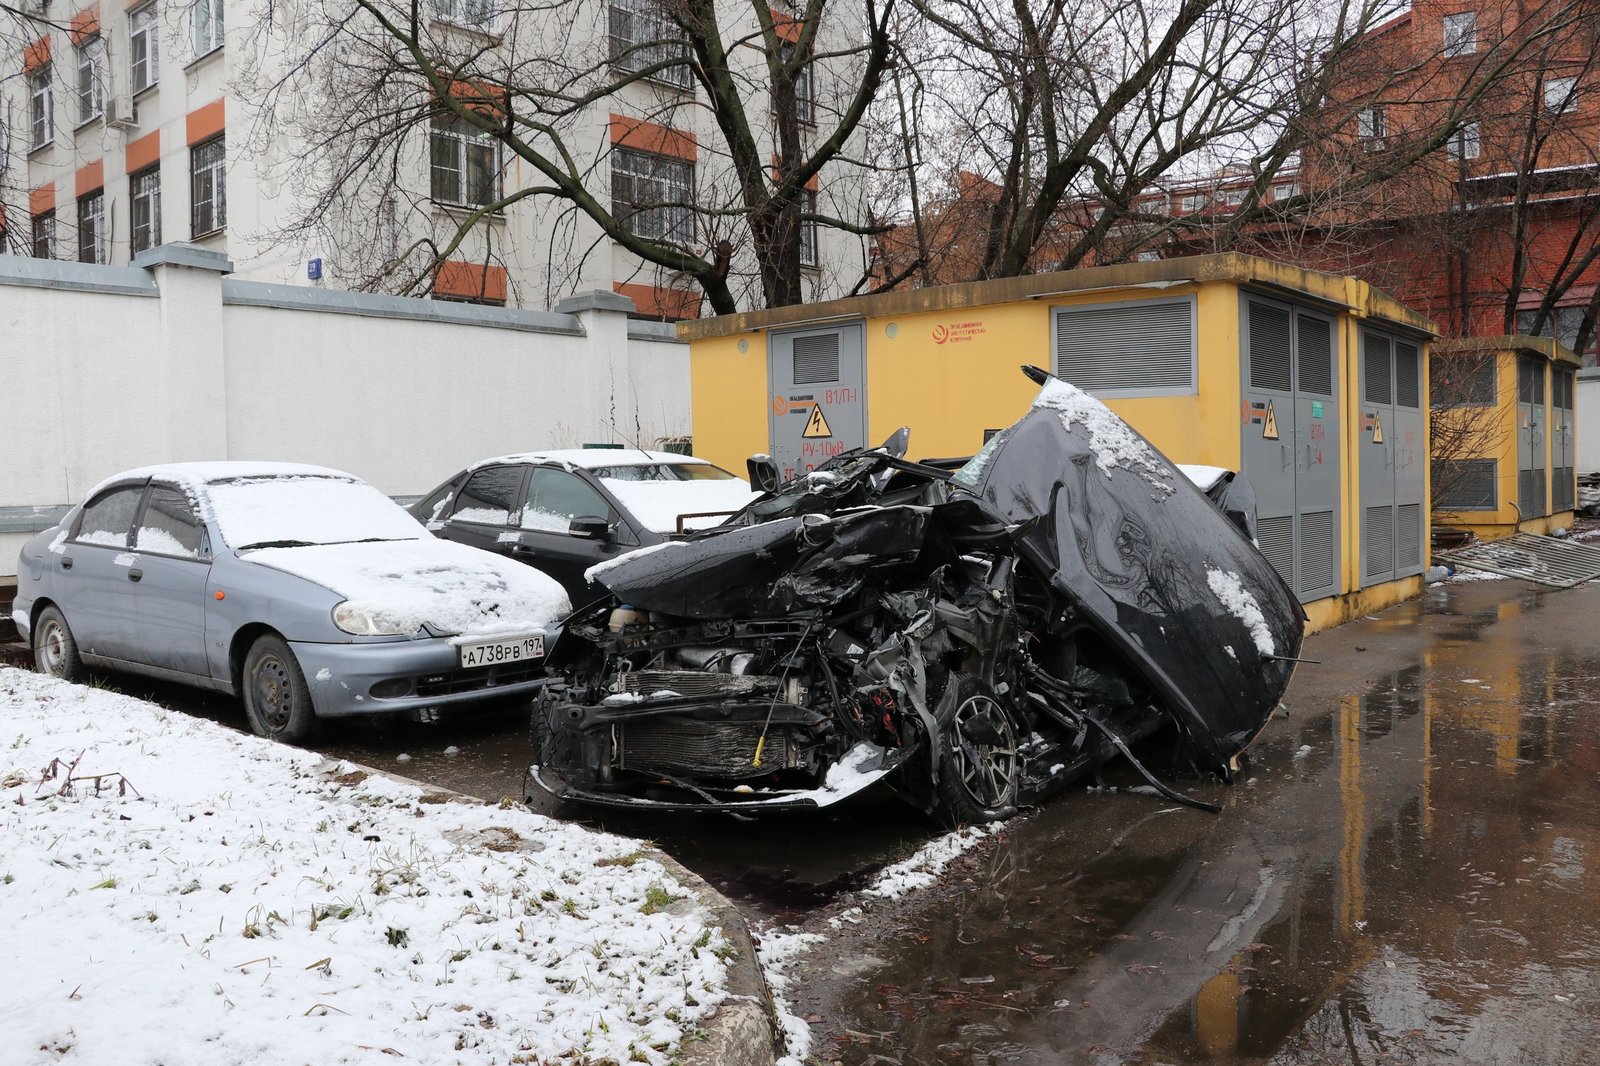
[950, 377, 1304, 763]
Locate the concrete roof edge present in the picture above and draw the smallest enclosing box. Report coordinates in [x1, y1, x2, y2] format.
[677, 252, 1436, 339]
[1435, 334, 1583, 366]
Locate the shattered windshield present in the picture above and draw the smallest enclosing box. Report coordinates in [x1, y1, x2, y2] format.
[951, 428, 1012, 493]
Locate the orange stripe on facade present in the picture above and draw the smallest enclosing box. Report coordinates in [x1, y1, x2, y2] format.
[769, 8, 802, 43]
[614, 282, 702, 321]
[186, 99, 226, 146]
[609, 114, 698, 162]
[439, 79, 506, 117]
[435, 261, 508, 303]
[75, 161, 104, 197]
[770, 155, 820, 191]
[30, 182, 56, 216]
[125, 130, 161, 173]
[69, 10, 101, 45]
[23, 36, 51, 73]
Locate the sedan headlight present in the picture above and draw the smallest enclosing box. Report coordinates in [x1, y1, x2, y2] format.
[332, 602, 421, 637]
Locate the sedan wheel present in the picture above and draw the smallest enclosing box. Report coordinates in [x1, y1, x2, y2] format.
[32, 605, 85, 682]
[242, 635, 320, 744]
[935, 676, 1021, 826]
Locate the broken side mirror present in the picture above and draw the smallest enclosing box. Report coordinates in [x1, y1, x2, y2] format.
[569, 515, 613, 541]
[747, 454, 780, 492]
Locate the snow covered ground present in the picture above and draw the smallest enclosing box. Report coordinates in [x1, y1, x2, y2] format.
[0, 669, 731, 1065]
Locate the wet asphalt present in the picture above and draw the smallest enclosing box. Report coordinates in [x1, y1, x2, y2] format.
[33, 574, 1600, 1064]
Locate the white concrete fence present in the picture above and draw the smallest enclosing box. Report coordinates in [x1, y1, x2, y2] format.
[0, 244, 692, 579]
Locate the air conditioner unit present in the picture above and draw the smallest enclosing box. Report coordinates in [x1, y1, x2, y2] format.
[107, 95, 138, 130]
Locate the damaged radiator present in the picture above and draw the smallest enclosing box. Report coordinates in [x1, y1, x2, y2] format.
[618, 717, 797, 778]
[612, 670, 781, 698]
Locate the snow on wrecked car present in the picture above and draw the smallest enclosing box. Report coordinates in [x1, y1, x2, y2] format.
[528, 367, 1305, 823]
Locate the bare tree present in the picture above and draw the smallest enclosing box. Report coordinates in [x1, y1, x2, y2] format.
[1429, 345, 1511, 518]
[244, 0, 896, 313]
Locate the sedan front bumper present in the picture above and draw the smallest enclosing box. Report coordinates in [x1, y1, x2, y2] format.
[290, 637, 548, 717]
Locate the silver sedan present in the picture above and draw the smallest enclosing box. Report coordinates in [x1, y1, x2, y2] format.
[12, 463, 570, 743]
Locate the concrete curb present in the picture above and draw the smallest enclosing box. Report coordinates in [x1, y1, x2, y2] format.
[321, 759, 780, 1066]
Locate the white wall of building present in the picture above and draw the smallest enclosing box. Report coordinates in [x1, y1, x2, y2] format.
[1578, 368, 1600, 475]
[0, 246, 691, 577]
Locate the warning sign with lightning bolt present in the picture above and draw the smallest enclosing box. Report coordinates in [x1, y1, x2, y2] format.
[1261, 400, 1279, 440]
[802, 404, 833, 439]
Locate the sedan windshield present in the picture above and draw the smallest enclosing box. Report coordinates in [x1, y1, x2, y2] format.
[591, 463, 737, 482]
[209, 476, 425, 550]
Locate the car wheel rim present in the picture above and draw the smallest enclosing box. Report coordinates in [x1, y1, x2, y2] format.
[37, 620, 63, 675]
[251, 655, 294, 732]
[951, 693, 1019, 810]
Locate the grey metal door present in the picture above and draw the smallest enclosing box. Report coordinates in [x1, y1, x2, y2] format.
[768, 323, 866, 481]
[1294, 312, 1341, 599]
[60, 482, 147, 661]
[1242, 299, 1296, 590]
[1554, 369, 1576, 511]
[1359, 331, 1396, 586]
[1240, 297, 1342, 602]
[1392, 340, 1425, 577]
[1518, 357, 1547, 518]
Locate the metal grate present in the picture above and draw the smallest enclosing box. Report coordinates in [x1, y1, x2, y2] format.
[1554, 468, 1575, 512]
[1299, 510, 1335, 593]
[1258, 514, 1294, 587]
[1296, 316, 1333, 395]
[1435, 459, 1496, 510]
[792, 333, 840, 384]
[1397, 503, 1423, 571]
[1365, 504, 1394, 578]
[1364, 335, 1392, 405]
[1055, 299, 1196, 395]
[1249, 302, 1293, 392]
[1441, 533, 1600, 589]
[1394, 343, 1421, 408]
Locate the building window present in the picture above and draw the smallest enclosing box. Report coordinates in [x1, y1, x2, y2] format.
[131, 168, 162, 254]
[780, 43, 814, 126]
[76, 38, 105, 125]
[1220, 187, 1247, 207]
[78, 191, 106, 264]
[609, 0, 691, 88]
[30, 67, 53, 149]
[193, 0, 224, 56]
[799, 188, 817, 267]
[1358, 106, 1386, 147]
[1273, 181, 1300, 201]
[190, 136, 226, 236]
[433, 0, 496, 31]
[1544, 76, 1578, 115]
[430, 115, 501, 207]
[612, 147, 694, 244]
[31, 212, 54, 259]
[1443, 12, 1476, 57]
[130, 4, 160, 93]
[1178, 192, 1207, 212]
[1448, 122, 1480, 160]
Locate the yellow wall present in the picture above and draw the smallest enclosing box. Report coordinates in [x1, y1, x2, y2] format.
[1434, 350, 1576, 538]
[686, 273, 1432, 636]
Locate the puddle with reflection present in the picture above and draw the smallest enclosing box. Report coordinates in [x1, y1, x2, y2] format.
[790, 580, 1600, 1064]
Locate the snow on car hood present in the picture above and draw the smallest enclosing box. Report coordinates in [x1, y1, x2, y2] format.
[245, 539, 571, 637]
[600, 477, 760, 534]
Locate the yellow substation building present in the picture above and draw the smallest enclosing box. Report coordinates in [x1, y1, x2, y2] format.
[1430, 335, 1580, 542]
[678, 253, 1437, 633]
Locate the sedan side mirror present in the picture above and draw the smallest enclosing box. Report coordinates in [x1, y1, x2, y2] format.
[569, 515, 613, 541]
[747, 454, 780, 492]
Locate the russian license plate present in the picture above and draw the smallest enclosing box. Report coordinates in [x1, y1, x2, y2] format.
[458, 633, 545, 669]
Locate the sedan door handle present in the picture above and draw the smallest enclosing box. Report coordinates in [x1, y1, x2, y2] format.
[128, 568, 143, 582]
[61, 557, 73, 570]
[510, 545, 537, 559]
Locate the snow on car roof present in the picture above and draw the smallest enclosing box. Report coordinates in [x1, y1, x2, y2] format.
[85, 461, 359, 500]
[470, 449, 714, 471]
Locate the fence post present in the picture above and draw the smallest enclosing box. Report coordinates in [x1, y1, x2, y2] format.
[555, 289, 640, 447]
[132, 243, 233, 462]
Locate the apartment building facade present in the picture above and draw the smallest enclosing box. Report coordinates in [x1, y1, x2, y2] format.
[0, 0, 870, 317]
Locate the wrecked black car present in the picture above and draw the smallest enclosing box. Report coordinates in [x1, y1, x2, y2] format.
[529, 366, 1306, 824]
